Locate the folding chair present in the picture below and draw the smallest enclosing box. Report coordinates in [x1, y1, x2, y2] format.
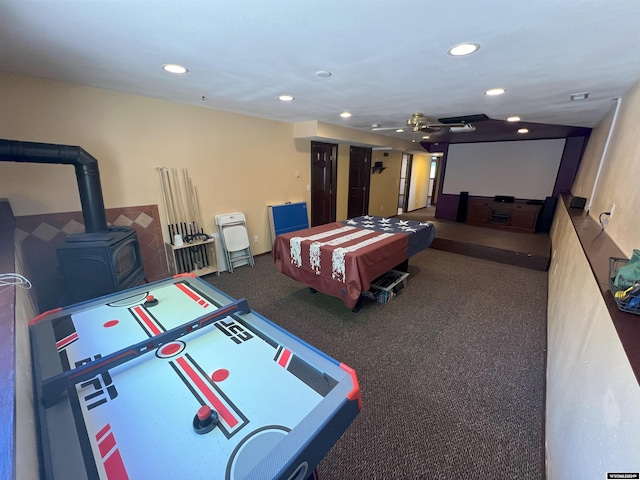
[215, 212, 255, 273]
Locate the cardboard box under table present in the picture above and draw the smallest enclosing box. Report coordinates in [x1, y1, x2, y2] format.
[29, 274, 361, 480]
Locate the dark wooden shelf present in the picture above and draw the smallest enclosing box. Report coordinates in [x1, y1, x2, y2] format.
[562, 194, 640, 386]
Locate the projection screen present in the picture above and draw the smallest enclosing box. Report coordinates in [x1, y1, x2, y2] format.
[442, 138, 566, 200]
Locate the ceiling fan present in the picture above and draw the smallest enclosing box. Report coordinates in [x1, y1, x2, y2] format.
[371, 112, 476, 135]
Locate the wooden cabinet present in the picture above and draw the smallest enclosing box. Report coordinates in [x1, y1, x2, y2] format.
[466, 200, 492, 224]
[510, 205, 539, 231]
[466, 198, 541, 233]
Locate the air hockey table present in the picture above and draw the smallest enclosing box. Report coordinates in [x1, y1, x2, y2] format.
[29, 274, 361, 480]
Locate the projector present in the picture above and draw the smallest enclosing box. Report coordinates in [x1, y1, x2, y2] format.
[449, 124, 476, 133]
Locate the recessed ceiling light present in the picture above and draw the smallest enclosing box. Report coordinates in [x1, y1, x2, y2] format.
[447, 43, 480, 56]
[316, 70, 332, 78]
[518, 128, 529, 134]
[422, 135, 430, 139]
[507, 116, 521, 122]
[340, 112, 351, 118]
[485, 88, 506, 96]
[162, 64, 189, 74]
[570, 92, 589, 101]
[396, 129, 405, 133]
[278, 95, 294, 102]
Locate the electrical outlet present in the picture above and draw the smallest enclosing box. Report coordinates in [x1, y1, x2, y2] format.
[253, 235, 258, 243]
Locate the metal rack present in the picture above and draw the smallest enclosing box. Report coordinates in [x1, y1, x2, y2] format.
[609, 256, 640, 315]
[165, 237, 218, 277]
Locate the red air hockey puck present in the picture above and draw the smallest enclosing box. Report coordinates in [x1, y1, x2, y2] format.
[144, 295, 159, 307]
[193, 405, 219, 434]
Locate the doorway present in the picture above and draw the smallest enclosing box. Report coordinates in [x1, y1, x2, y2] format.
[397, 153, 413, 214]
[310, 141, 337, 226]
[347, 146, 372, 218]
[427, 157, 438, 207]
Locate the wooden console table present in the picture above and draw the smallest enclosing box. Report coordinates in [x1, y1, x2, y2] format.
[466, 198, 541, 233]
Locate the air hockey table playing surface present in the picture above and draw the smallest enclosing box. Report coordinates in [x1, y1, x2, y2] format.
[30, 274, 361, 480]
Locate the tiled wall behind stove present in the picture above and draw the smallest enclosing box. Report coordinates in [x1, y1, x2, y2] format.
[15, 204, 169, 312]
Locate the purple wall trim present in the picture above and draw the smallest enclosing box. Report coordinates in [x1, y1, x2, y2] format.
[435, 194, 459, 220]
[553, 136, 589, 196]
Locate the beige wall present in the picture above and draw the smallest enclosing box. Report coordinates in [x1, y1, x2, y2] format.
[0, 72, 420, 252]
[546, 203, 640, 477]
[547, 78, 640, 476]
[368, 150, 402, 217]
[0, 72, 310, 254]
[407, 152, 430, 211]
[571, 107, 614, 202]
[571, 79, 640, 257]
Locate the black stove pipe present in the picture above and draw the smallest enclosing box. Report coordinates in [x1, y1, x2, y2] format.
[0, 139, 108, 233]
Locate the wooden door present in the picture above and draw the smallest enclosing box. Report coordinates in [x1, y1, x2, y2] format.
[310, 141, 337, 226]
[347, 146, 371, 218]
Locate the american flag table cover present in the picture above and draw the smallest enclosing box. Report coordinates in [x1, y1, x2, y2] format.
[272, 216, 436, 308]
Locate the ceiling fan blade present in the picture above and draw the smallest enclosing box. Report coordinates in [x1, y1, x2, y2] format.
[371, 126, 407, 131]
[372, 116, 471, 134]
[424, 122, 467, 128]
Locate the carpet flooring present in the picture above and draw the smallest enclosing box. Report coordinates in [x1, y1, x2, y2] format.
[204, 247, 547, 479]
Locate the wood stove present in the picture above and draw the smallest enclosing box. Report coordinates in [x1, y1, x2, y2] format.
[56, 227, 145, 304]
[0, 139, 146, 305]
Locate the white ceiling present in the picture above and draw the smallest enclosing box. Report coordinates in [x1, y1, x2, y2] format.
[1, 0, 640, 141]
